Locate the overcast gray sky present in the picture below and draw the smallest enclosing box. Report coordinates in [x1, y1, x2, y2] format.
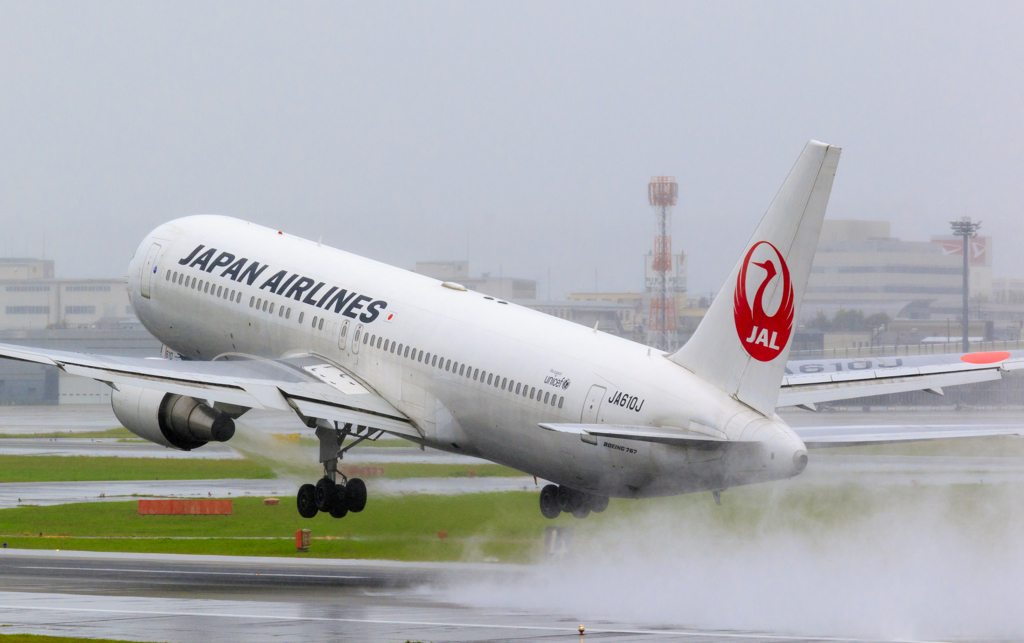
[1, 2, 1022, 297]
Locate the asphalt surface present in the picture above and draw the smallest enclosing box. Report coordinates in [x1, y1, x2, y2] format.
[0, 404, 123, 435]
[0, 437, 244, 458]
[0, 549, 909, 643]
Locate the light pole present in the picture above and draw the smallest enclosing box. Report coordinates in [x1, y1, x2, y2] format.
[949, 217, 981, 353]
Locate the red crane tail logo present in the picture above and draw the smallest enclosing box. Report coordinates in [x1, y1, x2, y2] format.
[733, 241, 794, 362]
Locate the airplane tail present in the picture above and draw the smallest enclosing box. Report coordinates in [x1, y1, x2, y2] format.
[667, 140, 841, 416]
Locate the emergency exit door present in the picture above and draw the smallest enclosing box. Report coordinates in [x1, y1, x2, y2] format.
[578, 385, 606, 445]
[580, 385, 606, 423]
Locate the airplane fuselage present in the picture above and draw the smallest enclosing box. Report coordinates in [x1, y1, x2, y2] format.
[128, 215, 807, 499]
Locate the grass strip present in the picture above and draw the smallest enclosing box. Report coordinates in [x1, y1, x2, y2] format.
[0, 455, 274, 483]
[0, 493, 554, 562]
[0, 635, 165, 643]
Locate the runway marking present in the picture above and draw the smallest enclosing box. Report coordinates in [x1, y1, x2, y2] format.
[0, 599, 955, 643]
[16, 566, 367, 580]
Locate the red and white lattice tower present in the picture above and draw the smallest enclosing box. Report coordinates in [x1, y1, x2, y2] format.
[647, 176, 678, 351]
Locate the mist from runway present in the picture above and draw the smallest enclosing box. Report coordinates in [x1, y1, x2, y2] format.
[453, 482, 1024, 640]
[229, 416, 319, 484]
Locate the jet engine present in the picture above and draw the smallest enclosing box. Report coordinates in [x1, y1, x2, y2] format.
[111, 385, 235, 451]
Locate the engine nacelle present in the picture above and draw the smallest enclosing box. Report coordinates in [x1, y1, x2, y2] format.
[111, 385, 235, 451]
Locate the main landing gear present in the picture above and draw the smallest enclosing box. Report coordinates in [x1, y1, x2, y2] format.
[296, 476, 366, 519]
[296, 418, 382, 519]
[539, 484, 609, 519]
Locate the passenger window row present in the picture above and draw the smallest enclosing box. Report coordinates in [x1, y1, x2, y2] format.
[248, 295, 292, 320]
[168, 269, 243, 304]
[170, 268, 341, 334]
[167, 269, 305, 323]
[358, 330, 564, 410]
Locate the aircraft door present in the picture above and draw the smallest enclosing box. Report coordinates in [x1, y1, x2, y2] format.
[338, 320, 350, 350]
[351, 324, 362, 354]
[140, 243, 162, 299]
[580, 385, 606, 423]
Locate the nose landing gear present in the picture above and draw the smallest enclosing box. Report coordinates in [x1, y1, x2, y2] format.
[539, 484, 608, 519]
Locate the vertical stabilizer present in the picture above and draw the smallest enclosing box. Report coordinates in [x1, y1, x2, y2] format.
[667, 140, 841, 415]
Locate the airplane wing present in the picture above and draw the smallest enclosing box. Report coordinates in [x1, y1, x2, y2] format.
[792, 423, 1024, 448]
[779, 350, 1024, 410]
[0, 343, 420, 439]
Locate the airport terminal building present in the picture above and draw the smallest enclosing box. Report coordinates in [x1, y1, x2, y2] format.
[803, 220, 991, 321]
[0, 258, 161, 405]
[0, 258, 139, 331]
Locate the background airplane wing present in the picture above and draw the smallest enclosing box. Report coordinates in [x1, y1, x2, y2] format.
[792, 423, 1024, 448]
[779, 350, 1024, 409]
[0, 343, 420, 439]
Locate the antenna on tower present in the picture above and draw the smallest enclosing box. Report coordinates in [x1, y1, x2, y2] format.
[646, 176, 678, 351]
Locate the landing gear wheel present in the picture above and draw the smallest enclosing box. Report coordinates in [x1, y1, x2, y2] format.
[557, 486, 584, 513]
[329, 484, 348, 518]
[539, 484, 561, 519]
[345, 478, 367, 513]
[297, 484, 318, 518]
[314, 478, 337, 513]
[589, 495, 609, 513]
[571, 506, 591, 519]
[556, 485, 571, 511]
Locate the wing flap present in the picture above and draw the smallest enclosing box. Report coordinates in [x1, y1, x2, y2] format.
[287, 396, 421, 439]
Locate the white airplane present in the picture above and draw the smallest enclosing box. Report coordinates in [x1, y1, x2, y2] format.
[2, 140, 1021, 519]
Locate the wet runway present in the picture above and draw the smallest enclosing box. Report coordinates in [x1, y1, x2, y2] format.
[0, 437, 244, 458]
[0, 549, 889, 643]
[0, 405, 123, 435]
[800, 454, 1024, 485]
[0, 437, 495, 464]
[0, 477, 552, 509]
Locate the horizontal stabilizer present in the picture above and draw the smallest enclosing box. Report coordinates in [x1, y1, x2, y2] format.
[539, 423, 746, 449]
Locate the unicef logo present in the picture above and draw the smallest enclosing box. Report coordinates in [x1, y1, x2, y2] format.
[544, 375, 572, 390]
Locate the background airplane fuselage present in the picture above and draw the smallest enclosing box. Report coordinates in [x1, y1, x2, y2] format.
[128, 216, 806, 498]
